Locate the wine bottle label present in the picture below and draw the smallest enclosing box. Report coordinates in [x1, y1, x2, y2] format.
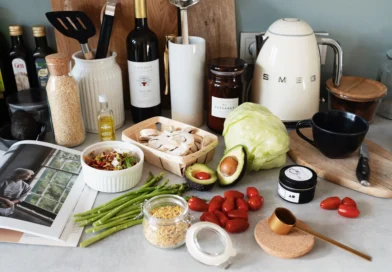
[211, 97, 239, 118]
[0, 69, 5, 99]
[128, 59, 161, 108]
[12, 58, 30, 91]
[35, 58, 49, 88]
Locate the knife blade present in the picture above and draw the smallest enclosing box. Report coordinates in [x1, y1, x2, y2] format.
[356, 143, 370, 187]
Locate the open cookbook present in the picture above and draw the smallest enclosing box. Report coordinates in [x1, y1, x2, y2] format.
[0, 141, 97, 247]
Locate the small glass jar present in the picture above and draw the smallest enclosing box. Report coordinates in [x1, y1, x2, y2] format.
[143, 194, 190, 249]
[207, 58, 247, 133]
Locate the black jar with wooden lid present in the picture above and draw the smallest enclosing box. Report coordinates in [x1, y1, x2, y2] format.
[207, 58, 247, 133]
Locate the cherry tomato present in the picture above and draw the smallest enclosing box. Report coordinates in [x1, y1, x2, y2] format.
[213, 210, 229, 227]
[224, 190, 244, 199]
[208, 195, 225, 212]
[320, 197, 341, 210]
[338, 204, 360, 218]
[227, 209, 248, 220]
[222, 197, 236, 213]
[194, 172, 211, 180]
[188, 197, 209, 212]
[236, 198, 249, 211]
[342, 197, 357, 208]
[225, 219, 249, 233]
[246, 187, 259, 198]
[200, 212, 220, 226]
[247, 196, 264, 211]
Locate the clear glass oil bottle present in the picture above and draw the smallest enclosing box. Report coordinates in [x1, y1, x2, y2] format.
[97, 94, 116, 141]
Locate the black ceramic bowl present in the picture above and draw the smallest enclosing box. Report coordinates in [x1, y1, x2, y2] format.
[0, 124, 46, 148]
[296, 111, 369, 159]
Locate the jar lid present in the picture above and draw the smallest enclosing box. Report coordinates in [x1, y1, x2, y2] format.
[6, 88, 48, 111]
[279, 165, 317, 190]
[186, 222, 236, 268]
[326, 76, 387, 102]
[209, 58, 247, 75]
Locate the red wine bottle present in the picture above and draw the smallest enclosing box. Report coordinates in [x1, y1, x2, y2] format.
[127, 0, 161, 123]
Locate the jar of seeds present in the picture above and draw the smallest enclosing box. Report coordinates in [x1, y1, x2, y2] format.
[46, 54, 85, 147]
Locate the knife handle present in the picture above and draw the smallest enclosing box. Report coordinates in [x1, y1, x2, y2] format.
[96, 13, 114, 59]
[356, 156, 370, 186]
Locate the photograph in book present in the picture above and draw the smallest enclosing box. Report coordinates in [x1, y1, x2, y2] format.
[0, 141, 86, 239]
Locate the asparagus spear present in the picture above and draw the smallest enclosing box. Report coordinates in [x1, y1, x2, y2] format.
[80, 219, 143, 248]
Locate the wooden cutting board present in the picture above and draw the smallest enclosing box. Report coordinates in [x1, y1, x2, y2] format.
[50, 0, 237, 109]
[288, 129, 392, 198]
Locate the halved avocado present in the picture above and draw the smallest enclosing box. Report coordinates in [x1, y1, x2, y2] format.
[217, 145, 247, 186]
[185, 163, 217, 191]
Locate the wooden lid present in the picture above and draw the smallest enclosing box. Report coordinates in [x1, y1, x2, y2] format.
[45, 54, 70, 76]
[254, 218, 314, 259]
[326, 76, 387, 102]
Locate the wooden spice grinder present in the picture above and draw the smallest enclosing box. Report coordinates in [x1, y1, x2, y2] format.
[268, 207, 372, 261]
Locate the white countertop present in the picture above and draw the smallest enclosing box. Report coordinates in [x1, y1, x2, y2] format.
[1, 113, 392, 272]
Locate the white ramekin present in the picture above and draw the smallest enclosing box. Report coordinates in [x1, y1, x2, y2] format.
[81, 141, 144, 193]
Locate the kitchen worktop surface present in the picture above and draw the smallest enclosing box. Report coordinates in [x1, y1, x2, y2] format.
[1, 112, 392, 272]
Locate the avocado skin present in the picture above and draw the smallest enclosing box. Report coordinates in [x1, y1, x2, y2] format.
[185, 163, 217, 191]
[10, 110, 40, 140]
[218, 145, 247, 187]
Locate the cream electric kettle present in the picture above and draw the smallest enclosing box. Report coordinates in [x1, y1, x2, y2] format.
[251, 18, 343, 123]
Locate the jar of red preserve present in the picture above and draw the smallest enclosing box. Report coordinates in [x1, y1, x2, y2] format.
[207, 58, 247, 133]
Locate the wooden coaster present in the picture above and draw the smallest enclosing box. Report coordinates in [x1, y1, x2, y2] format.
[254, 219, 315, 259]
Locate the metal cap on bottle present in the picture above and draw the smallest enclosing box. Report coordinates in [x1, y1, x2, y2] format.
[32, 25, 46, 37]
[9, 25, 23, 36]
[134, 0, 147, 18]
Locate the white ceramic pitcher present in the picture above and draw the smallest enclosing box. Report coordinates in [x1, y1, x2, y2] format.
[71, 51, 124, 133]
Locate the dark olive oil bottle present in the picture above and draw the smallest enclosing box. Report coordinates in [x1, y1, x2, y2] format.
[9, 25, 35, 91]
[32, 26, 54, 88]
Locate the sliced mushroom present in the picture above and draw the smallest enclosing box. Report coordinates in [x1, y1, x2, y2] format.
[172, 131, 194, 147]
[201, 135, 215, 148]
[140, 128, 161, 137]
[182, 126, 197, 134]
[190, 143, 198, 153]
[166, 144, 189, 156]
[192, 134, 203, 143]
[148, 135, 178, 150]
[195, 142, 201, 150]
[148, 138, 163, 149]
[139, 135, 153, 141]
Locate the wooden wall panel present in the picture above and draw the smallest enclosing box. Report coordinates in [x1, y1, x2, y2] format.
[50, 0, 237, 110]
[50, 0, 177, 108]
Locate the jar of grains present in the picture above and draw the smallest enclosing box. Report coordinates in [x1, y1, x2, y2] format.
[45, 53, 85, 147]
[143, 195, 190, 249]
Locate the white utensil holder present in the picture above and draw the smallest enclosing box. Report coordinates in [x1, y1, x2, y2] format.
[169, 36, 205, 127]
[71, 51, 124, 133]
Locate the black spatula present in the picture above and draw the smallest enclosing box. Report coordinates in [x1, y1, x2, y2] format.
[46, 11, 96, 60]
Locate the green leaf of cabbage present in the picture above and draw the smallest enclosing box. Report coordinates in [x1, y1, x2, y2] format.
[223, 103, 290, 171]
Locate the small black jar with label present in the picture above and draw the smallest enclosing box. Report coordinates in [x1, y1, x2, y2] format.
[278, 165, 317, 204]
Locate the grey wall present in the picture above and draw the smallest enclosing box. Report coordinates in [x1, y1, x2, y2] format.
[236, 0, 392, 80]
[1, 0, 391, 81]
[0, 0, 57, 51]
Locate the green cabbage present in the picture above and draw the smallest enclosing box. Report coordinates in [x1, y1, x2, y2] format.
[223, 103, 290, 171]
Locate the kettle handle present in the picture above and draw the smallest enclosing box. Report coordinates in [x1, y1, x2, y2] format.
[317, 37, 343, 86]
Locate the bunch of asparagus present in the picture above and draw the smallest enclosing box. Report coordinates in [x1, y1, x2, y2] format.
[74, 172, 188, 248]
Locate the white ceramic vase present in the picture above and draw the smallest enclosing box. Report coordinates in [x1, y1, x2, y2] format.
[71, 51, 124, 133]
[169, 37, 206, 127]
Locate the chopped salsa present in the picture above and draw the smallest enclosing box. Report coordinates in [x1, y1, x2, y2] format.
[85, 149, 138, 171]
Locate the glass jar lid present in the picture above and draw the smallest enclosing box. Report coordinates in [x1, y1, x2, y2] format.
[186, 222, 236, 268]
[209, 58, 247, 76]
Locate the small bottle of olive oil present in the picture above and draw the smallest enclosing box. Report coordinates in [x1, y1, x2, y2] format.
[97, 94, 116, 141]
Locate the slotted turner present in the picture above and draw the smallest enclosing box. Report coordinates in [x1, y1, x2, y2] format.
[46, 11, 96, 60]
